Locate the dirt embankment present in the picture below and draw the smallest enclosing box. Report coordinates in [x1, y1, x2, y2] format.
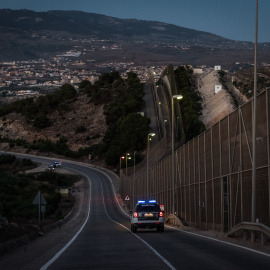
[0, 94, 106, 152]
[195, 69, 245, 129]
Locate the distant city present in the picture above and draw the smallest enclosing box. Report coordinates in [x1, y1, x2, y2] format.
[1, 8, 270, 103]
[0, 40, 269, 102]
[0, 47, 167, 99]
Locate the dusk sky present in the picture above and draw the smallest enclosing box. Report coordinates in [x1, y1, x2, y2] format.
[0, 0, 269, 42]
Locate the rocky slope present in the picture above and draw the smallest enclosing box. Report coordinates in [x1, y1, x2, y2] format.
[0, 93, 106, 161]
[0, 68, 247, 159]
[195, 69, 246, 129]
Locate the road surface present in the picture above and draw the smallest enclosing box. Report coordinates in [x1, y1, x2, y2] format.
[1, 153, 270, 270]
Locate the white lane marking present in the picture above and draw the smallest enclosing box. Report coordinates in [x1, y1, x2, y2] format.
[40, 170, 92, 270]
[99, 179, 176, 270]
[6, 152, 270, 262]
[166, 225, 270, 258]
[89, 167, 131, 217]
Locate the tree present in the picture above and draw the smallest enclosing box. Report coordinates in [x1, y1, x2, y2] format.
[33, 114, 51, 129]
[174, 66, 206, 141]
[79, 79, 92, 90]
[104, 113, 150, 166]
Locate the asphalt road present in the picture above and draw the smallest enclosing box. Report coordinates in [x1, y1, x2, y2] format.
[1, 153, 270, 270]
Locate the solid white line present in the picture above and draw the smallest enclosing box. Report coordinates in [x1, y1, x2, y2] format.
[100, 179, 176, 270]
[6, 152, 270, 263]
[39, 163, 174, 269]
[40, 171, 92, 270]
[87, 166, 130, 217]
[166, 225, 270, 258]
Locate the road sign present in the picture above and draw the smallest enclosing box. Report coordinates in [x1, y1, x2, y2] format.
[124, 195, 130, 201]
[160, 204, 164, 211]
[32, 191, 47, 205]
[41, 205, 46, 212]
[32, 191, 47, 226]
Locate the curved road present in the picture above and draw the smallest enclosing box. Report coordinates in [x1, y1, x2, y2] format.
[1, 153, 270, 270]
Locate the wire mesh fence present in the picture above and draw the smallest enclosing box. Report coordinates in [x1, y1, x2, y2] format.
[121, 89, 270, 232]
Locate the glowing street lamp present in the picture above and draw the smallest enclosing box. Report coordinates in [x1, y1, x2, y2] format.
[252, 0, 258, 227]
[164, 119, 167, 137]
[126, 153, 131, 177]
[125, 153, 131, 202]
[172, 94, 183, 215]
[133, 151, 137, 208]
[119, 155, 125, 197]
[147, 133, 155, 200]
[119, 156, 125, 178]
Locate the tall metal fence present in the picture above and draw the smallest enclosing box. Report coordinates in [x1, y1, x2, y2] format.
[121, 88, 270, 232]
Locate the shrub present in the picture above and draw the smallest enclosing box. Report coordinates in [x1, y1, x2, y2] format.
[75, 125, 87, 133]
[92, 133, 101, 139]
[33, 114, 51, 129]
[9, 142, 15, 148]
[21, 158, 34, 166]
[0, 154, 16, 164]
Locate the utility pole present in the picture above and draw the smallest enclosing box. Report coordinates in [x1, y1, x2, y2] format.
[251, 0, 258, 226]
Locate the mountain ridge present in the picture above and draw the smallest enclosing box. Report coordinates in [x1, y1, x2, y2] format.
[1, 9, 270, 68]
[1, 8, 269, 66]
[0, 8, 232, 43]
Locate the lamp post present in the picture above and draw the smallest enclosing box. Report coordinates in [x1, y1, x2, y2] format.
[126, 153, 131, 177]
[119, 156, 125, 198]
[252, 0, 258, 225]
[147, 133, 155, 200]
[164, 119, 167, 137]
[172, 95, 183, 215]
[126, 153, 131, 198]
[133, 151, 137, 208]
[119, 156, 125, 178]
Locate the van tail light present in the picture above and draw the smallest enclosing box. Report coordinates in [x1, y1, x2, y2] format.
[133, 212, 138, 218]
[159, 211, 163, 217]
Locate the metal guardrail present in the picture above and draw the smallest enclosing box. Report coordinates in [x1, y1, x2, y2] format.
[226, 222, 270, 245]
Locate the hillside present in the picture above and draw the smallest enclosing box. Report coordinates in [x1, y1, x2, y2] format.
[1, 9, 270, 67]
[195, 69, 236, 129]
[0, 70, 151, 167]
[0, 92, 106, 165]
[0, 9, 247, 47]
[232, 67, 270, 98]
[0, 67, 247, 163]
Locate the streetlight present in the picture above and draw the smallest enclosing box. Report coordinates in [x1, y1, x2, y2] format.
[133, 151, 137, 208]
[126, 153, 131, 178]
[119, 155, 125, 198]
[252, 0, 258, 227]
[126, 153, 131, 194]
[172, 94, 183, 215]
[147, 133, 155, 200]
[164, 119, 167, 137]
[119, 156, 125, 178]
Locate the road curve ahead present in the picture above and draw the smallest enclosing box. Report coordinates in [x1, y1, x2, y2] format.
[1, 153, 270, 270]
[42, 162, 173, 270]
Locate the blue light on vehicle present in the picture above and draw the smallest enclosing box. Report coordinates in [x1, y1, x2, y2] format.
[148, 200, 156, 203]
[138, 200, 145, 204]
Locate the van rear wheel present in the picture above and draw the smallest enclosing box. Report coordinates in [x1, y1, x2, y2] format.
[131, 224, 137, 233]
[157, 225, 164, 232]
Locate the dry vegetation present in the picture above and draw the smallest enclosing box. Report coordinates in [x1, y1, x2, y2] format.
[232, 67, 270, 99]
[0, 93, 106, 155]
[195, 69, 236, 129]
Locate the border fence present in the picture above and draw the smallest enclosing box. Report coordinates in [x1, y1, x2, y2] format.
[121, 88, 270, 233]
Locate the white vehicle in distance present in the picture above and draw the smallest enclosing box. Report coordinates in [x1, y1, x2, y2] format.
[46, 164, 54, 171]
[130, 200, 164, 233]
[52, 161, 62, 167]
